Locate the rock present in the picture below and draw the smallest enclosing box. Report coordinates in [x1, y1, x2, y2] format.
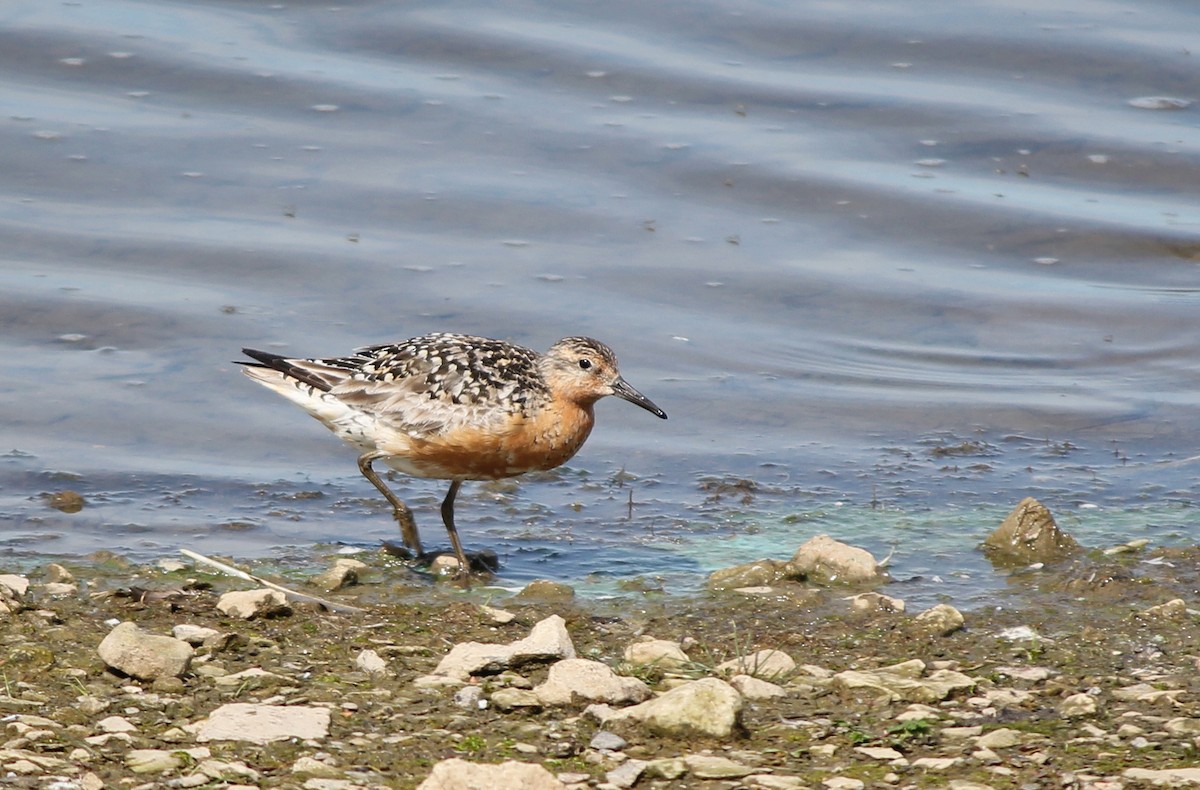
[716, 649, 795, 680]
[429, 555, 462, 576]
[453, 686, 484, 709]
[216, 589, 291, 619]
[1123, 767, 1200, 786]
[982, 497, 1079, 565]
[683, 753, 754, 778]
[823, 777, 865, 790]
[40, 582, 77, 597]
[606, 759, 647, 788]
[292, 756, 342, 777]
[97, 622, 194, 680]
[189, 703, 331, 744]
[589, 730, 627, 751]
[832, 659, 974, 703]
[414, 674, 465, 690]
[644, 758, 687, 780]
[432, 615, 575, 680]
[172, 624, 221, 645]
[748, 776, 807, 790]
[213, 667, 286, 689]
[0, 574, 29, 599]
[786, 535, 885, 585]
[514, 579, 576, 601]
[707, 559, 789, 590]
[355, 649, 388, 675]
[848, 591, 905, 613]
[97, 715, 137, 733]
[603, 677, 743, 738]
[197, 758, 260, 782]
[1141, 598, 1189, 619]
[913, 603, 965, 636]
[534, 658, 652, 706]
[125, 749, 183, 774]
[47, 490, 85, 513]
[993, 665, 1053, 682]
[1059, 692, 1097, 718]
[314, 558, 368, 592]
[490, 688, 542, 711]
[730, 674, 787, 699]
[622, 637, 690, 672]
[45, 563, 74, 583]
[855, 746, 903, 760]
[416, 758, 566, 790]
[1165, 718, 1200, 735]
[480, 604, 516, 624]
[975, 727, 1024, 749]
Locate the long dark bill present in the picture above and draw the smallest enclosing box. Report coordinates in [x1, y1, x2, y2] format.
[611, 377, 667, 419]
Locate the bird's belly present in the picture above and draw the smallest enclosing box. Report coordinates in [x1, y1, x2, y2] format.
[380, 407, 594, 481]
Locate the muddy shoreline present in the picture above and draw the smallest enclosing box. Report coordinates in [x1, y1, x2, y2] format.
[2, 533, 1200, 790]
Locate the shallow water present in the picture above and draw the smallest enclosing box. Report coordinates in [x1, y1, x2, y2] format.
[2, 0, 1199, 609]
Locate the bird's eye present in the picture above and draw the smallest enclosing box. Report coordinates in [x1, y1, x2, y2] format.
[578, 358, 592, 371]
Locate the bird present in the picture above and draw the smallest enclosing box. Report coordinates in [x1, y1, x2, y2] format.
[239, 332, 667, 575]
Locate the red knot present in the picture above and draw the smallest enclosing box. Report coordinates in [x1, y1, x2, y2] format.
[240, 333, 667, 575]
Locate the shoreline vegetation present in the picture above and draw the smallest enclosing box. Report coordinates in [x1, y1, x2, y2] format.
[3, 497, 1200, 789]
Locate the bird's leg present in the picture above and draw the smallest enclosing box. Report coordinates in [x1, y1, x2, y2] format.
[440, 479, 471, 575]
[357, 454, 423, 555]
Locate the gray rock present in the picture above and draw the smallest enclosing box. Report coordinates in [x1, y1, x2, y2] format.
[416, 758, 566, 790]
[432, 615, 575, 680]
[982, 497, 1080, 565]
[785, 535, 885, 585]
[605, 759, 647, 789]
[588, 730, 627, 751]
[603, 677, 743, 738]
[355, 649, 388, 675]
[534, 658, 652, 706]
[188, 703, 331, 744]
[216, 589, 291, 620]
[97, 622, 193, 680]
[453, 685, 485, 709]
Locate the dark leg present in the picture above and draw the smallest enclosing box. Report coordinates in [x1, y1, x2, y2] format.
[357, 454, 423, 555]
[440, 480, 470, 575]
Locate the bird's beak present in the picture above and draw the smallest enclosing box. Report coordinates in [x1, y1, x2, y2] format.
[611, 377, 667, 419]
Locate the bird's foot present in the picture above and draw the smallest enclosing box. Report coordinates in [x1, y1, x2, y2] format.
[382, 542, 500, 577]
[423, 548, 500, 578]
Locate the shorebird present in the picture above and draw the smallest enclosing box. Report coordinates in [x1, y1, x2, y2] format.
[240, 333, 667, 574]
